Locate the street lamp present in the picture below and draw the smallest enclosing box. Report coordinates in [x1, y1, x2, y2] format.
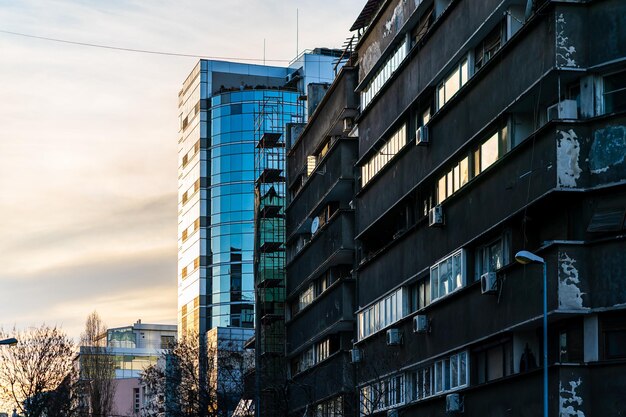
[0, 337, 18, 346]
[515, 250, 548, 417]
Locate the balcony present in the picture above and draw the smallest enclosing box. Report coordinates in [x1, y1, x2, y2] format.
[287, 139, 357, 234]
[286, 283, 355, 353]
[287, 211, 355, 295]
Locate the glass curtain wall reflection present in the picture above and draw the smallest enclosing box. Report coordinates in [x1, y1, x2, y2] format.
[209, 90, 300, 329]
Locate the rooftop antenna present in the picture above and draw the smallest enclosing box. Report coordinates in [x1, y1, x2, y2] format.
[263, 38, 266, 65]
[296, 8, 299, 58]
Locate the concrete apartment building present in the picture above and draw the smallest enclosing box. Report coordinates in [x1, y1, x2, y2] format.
[285, 0, 626, 416]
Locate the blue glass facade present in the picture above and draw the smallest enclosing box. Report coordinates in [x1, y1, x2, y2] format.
[208, 90, 300, 329]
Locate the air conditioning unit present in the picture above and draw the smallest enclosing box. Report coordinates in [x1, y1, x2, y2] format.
[481, 272, 498, 295]
[413, 315, 428, 333]
[387, 409, 399, 417]
[386, 329, 402, 346]
[446, 393, 463, 413]
[416, 125, 429, 146]
[547, 99, 578, 121]
[285, 69, 301, 84]
[429, 205, 444, 227]
[350, 348, 362, 363]
[343, 117, 354, 133]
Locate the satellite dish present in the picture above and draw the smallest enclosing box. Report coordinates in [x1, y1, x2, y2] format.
[311, 216, 320, 234]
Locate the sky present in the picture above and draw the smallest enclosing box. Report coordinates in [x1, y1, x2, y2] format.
[0, 0, 362, 340]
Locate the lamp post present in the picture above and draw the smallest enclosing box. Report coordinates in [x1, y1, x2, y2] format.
[0, 337, 18, 346]
[515, 250, 548, 417]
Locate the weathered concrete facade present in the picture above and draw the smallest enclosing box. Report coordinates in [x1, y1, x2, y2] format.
[284, 0, 626, 416]
[350, 0, 626, 416]
[285, 66, 360, 417]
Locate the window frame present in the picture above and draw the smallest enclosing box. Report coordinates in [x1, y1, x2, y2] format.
[430, 249, 466, 302]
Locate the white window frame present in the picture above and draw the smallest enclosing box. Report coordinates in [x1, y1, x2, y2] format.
[430, 249, 466, 302]
[357, 288, 406, 340]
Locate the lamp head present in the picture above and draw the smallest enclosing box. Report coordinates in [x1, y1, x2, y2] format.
[515, 250, 545, 265]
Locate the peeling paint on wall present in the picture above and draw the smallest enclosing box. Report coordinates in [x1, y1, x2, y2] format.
[384, 1, 406, 38]
[589, 125, 626, 174]
[558, 252, 588, 310]
[557, 129, 582, 188]
[560, 378, 585, 417]
[361, 41, 382, 82]
[556, 13, 579, 68]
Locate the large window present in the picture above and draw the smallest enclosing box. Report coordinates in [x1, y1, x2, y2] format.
[291, 335, 340, 376]
[360, 374, 406, 415]
[361, 124, 407, 186]
[437, 123, 509, 204]
[437, 57, 470, 110]
[361, 37, 409, 109]
[410, 351, 468, 401]
[430, 249, 465, 302]
[357, 288, 405, 340]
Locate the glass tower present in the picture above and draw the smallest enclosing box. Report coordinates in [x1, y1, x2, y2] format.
[208, 90, 300, 329]
[177, 53, 342, 337]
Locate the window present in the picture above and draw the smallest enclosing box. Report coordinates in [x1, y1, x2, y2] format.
[133, 388, 140, 413]
[358, 288, 405, 340]
[475, 233, 510, 281]
[601, 315, 626, 360]
[437, 123, 509, 204]
[603, 70, 626, 113]
[558, 324, 583, 363]
[160, 335, 175, 349]
[474, 124, 509, 176]
[291, 335, 339, 376]
[361, 124, 407, 186]
[409, 278, 431, 312]
[437, 57, 470, 110]
[298, 283, 315, 311]
[314, 396, 343, 417]
[362, 37, 409, 109]
[430, 249, 465, 301]
[360, 374, 406, 415]
[410, 351, 468, 401]
[475, 23, 503, 70]
[437, 156, 469, 204]
[473, 340, 513, 384]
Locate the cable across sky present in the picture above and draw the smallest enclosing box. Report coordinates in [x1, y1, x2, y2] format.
[0, 29, 293, 63]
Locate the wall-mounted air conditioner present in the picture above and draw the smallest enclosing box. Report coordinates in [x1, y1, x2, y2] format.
[386, 329, 403, 346]
[429, 205, 444, 227]
[416, 125, 429, 146]
[350, 348, 362, 363]
[413, 315, 428, 333]
[446, 393, 463, 412]
[547, 100, 578, 121]
[481, 272, 498, 295]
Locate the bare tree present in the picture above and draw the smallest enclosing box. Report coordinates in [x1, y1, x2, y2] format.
[140, 331, 252, 417]
[0, 325, 76, 417]
[78, 311, 116, 417]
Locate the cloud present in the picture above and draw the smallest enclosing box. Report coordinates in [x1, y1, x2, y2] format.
[0, 248, 176, 340]
[0, 0, 365, 342]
